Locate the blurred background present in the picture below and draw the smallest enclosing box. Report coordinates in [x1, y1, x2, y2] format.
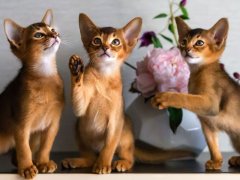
[0, 0, 239, 152]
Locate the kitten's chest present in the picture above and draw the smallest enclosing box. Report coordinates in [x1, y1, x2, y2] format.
[28, 76, 63, 104]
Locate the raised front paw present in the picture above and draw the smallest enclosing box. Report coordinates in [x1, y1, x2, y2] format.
[151, 92, 173, 109]
[18, 164, 38, 179]
[69, 54, 84, 77]
[93, 161, 112, 174]
[36, 160, 57, 173]
[229, 156, 240, 167]
[205, 159, 223, 170]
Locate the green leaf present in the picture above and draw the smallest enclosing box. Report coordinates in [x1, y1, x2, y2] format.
[168, 107, 183, 134]
[154, 13, 168, 19]
[160, 34, 173, 44]
[151, 36, 162, 48]
[168, 23, 175, 34]
[180, 5, 189, 19]
[180, 15, 189, 20]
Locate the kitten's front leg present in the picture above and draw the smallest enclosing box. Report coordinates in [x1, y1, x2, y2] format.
[151, 92, 179, 109]
[35, 105, 63, 173]
[200, 120, 223, 170]
[15, 128, 38, 179]
[69, 55, 89, 117]
[151, 92, 219, 116]
[69, 54, 84, 86]
[93, 121, 123, 174]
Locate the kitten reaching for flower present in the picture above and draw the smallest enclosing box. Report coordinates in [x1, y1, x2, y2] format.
[0, 10, 64, 179]
[62, 13, 193, 174]
[152, 17, 240, 170]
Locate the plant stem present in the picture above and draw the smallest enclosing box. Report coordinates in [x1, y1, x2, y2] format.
[124, 62, 137, 71]
[169, 0, 178, 46]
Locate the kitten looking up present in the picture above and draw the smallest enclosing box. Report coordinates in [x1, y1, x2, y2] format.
[0, 9, 64, 179]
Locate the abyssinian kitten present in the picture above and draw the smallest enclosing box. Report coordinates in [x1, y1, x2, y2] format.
[62, 13, 193, 174]
[0, 10, 64, 178]
[152, 17, 240, 170]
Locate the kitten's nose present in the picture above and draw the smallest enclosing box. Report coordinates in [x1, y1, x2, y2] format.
[102, 45, 109, 52]
[186, 48, 191, 53]
[50, 32, 58, 39]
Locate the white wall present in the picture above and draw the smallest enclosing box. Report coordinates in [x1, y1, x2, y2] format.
[0, 0, 239, 152]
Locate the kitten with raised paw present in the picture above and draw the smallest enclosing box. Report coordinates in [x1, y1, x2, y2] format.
[0, 9, 64, 179]
[62, 13, 193, 174]
[152, 17, 240, 170]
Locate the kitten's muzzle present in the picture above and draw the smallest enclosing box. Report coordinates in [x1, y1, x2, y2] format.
[99, 52, 110, 58]
[99, 46, 110, 57]
[49, 32, 59, 39]
[44, 37, 60, 50]
[102, 45, 109, 52]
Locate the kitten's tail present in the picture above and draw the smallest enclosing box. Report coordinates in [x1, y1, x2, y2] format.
[134, 141, 195, 164]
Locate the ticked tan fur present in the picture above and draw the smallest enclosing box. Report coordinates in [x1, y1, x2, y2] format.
[62, 14, 193, 174]
[62, 13, 141, 174]
[0, 10, 64, 179]
[152, 17, 240, 170]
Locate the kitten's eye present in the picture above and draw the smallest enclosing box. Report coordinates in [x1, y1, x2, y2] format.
[195, 40, 204, 46]
[51, 28, 55, 32]
[34, 32, 44, 38]
[180, 39, 187, 47]
[111, 39, 120, 46]
[92, 37, 102, 46]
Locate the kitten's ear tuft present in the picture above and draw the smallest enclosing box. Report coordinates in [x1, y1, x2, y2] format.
[209, 18, 229, 48]
[42, 9, 53, 26]
[175, 17, 191, 42]
[79, 13, 98, 49]
[123, 17, 142, 47]
[4, 19, 23, 49]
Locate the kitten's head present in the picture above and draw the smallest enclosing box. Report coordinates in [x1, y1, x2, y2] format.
[79, 13, 142, 73]
[4, 9, 60, 64]
[175, 17, 228, 66]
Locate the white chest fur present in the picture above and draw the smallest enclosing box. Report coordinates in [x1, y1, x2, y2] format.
[98, 58, 119, 75]
[32, 55, 57, 76]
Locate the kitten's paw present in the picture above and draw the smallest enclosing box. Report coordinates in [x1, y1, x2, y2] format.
[151, 92, 172, 109]
[18, 164, 38, 179]
[62, 158, 94, 169]
[205, 159, 222, 170]
[113, 160, 133, 172]
[93, 162, 112, 174]
[228, 156, 240, 167]
[69, 54, 84, 77]
[36, 160, 57, 173]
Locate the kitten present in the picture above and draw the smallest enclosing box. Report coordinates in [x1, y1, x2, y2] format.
[151, 17, 240, 170]
[62, 13, 193, 174]
[0, 9, 64, 178]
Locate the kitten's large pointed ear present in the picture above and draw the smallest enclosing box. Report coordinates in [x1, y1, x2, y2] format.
[4, 19, 24, 49]
[175, 17, 191, 42]
[79, 13, 99, 48]
[122, 17, 142, 47]
[42, 9, 53, 26]
[208, 18, 229, 48]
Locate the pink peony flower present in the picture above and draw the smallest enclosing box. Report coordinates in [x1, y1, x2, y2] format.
[135, 47, 190, 97]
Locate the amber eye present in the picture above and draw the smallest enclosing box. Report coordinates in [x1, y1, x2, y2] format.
[111, 39, 120, 46]
[92, 37, 102, 46]
[195, 40, 204, 46]
[34, 32, 44, 38]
